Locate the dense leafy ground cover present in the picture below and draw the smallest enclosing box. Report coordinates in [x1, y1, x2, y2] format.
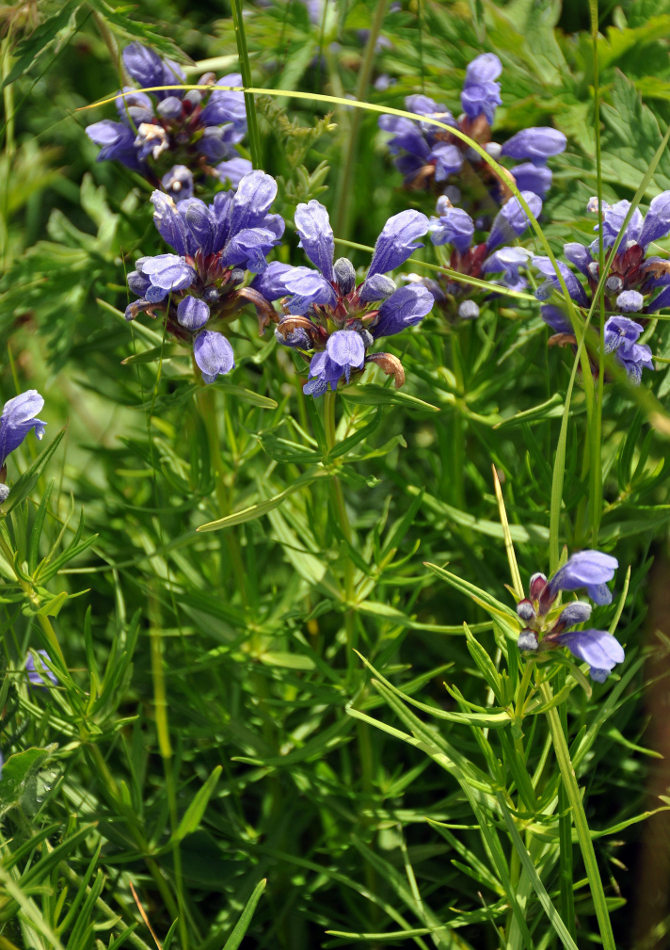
[2, 1, 670, 947]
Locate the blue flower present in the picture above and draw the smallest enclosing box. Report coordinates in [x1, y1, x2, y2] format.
[86, 43, 248, 196]
[0, 391, 46, 496]
[501, 127, 567, 164]
[545, 550, 618, 606]
[259, 201, 432, 395]
[125, 171, 283, 383]
[554, 629, 625, 682]
[26, 649, 59, 688]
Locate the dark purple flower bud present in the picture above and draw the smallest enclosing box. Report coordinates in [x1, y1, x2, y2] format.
[546, 550, 618, 606]
[461, 53, 502, 124]
[516, 599, 535, 622]
[157, 96, 183, 119]
[161, 165, 194, 203]
[295, 200, 335, 281]
[0, 391, 46, 468]
[529, 572, 547, 600]
[487, 191, 542, 250]
[215, 157, 253, 186]
[326, 330, 366, 381]
[334, 257, 356, 294]
[26, 649, 58, 688]
[616, 290, 644, 312]
[122, 43, 165, 89]
[511, 162, 553, 197]
[368, 210, 429, 279]
[556, 601, 592, 628]
[639, 190, 670, 247]
[563, 242, 592, 277]
[372, 284, 433, 338]
[458, 300, 480, 319]
[194, 330, 235, 383]
[177, 296, 210, 330]
[429, 199, 474, 252]
[555, 628, 624, 681]
[501, 127, 566, 164]
[518, 630, 538, 652]
[359, 273, 396, 303]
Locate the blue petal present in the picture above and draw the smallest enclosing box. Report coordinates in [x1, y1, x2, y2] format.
[372, 284, 434, 338]
[295, 200, 335, 281]
[0, 390, 46, 468]
[368, 210, 429, 279]
[193, 330, 235, 383]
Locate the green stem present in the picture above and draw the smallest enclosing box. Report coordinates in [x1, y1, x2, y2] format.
[540, 680, 615, 949]
[333, 0, 390, 239]
[231, 0, 262, 169]
[323, 391, 356, 674]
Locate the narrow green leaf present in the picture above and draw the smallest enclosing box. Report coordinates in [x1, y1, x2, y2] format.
[222, 878, 267, 950]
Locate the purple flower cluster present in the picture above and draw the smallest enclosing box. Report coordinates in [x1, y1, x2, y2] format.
[253, 200, 434, 395]
[86, 43, 251, 197]
[125, 171, 283, 383]
[517, 550, 624, 682]
[0, 390, 46, 502]
[378, 54, 566, 207]
[532, 194, 669, 383]
[411, 191, 541, 320]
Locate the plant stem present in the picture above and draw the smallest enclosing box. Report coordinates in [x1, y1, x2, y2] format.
[231, 0, 263, 170]
[540, 679, 615, 949]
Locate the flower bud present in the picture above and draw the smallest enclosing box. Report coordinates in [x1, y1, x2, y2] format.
[556, 601, 592, 629]
[334, 257, 356, 295]
[516, 599, 535, 622]
[518, 630, 539, 652]
[529, 572, 547, 600]
[605, 275, 623, 294]
[458, 300, 479, 320]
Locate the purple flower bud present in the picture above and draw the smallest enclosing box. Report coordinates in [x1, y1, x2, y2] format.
[605, 275, 623, 294]
[359, 273, 396, 303]
[295, 200, 335, 281]
[556, 601, 592, 627]
[334, 257, 356, 295]
[26, 649, 58, 688]
[546, 550, 618, 606]
[516, 599, 535, 622]
[529, 572, 547, 600]
[487, 192, 542, 250]
[193, 330, 235, 383]
[0, 391, 46, 469]
[501, 127, 567, 164]
[368, 210, 429, 279]
[518, 630, 538, 652]
[555, 628, 624, 681]
[616, 290, 644, 312]
[177, 296, 210, 330]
